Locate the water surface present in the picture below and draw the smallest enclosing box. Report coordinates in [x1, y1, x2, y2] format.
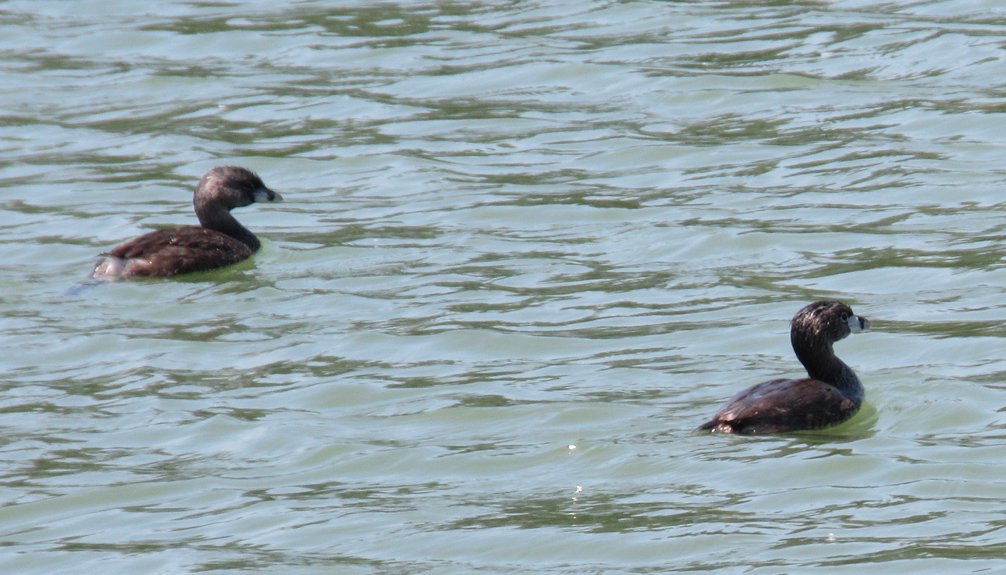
[3, 0, 1006, 573]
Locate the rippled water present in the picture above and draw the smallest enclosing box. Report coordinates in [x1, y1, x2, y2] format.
[5, 0, 1006, 572]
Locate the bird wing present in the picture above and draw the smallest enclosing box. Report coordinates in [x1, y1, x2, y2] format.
[107, 227, 252, 277]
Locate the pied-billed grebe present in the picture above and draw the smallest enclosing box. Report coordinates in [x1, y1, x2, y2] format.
[697, 301, 871, 435]
[91, 166, 282, 279]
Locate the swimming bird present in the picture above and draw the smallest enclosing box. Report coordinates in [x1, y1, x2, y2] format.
[697, 301, 871, 435]
[91, 166, 281, 279]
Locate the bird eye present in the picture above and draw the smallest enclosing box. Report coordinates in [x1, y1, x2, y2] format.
[840, 312, 849, 322]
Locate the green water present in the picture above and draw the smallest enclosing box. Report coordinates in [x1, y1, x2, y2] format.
[3, 0, 1006, 572]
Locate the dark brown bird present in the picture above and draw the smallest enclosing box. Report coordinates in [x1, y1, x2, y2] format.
[91, 166, 282, 279]
[697, 301, 871, 435]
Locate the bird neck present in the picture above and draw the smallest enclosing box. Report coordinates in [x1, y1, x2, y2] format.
[195, 202, 260, 251]
[792, 334, 863, 397]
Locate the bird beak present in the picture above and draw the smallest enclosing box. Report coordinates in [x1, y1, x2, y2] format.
[254, 187, 283, 202]
[848, 315, 870, 332]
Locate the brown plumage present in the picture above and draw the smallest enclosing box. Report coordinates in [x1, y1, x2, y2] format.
[697, 301, 871, 435]
[92, 166, 282, 279]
